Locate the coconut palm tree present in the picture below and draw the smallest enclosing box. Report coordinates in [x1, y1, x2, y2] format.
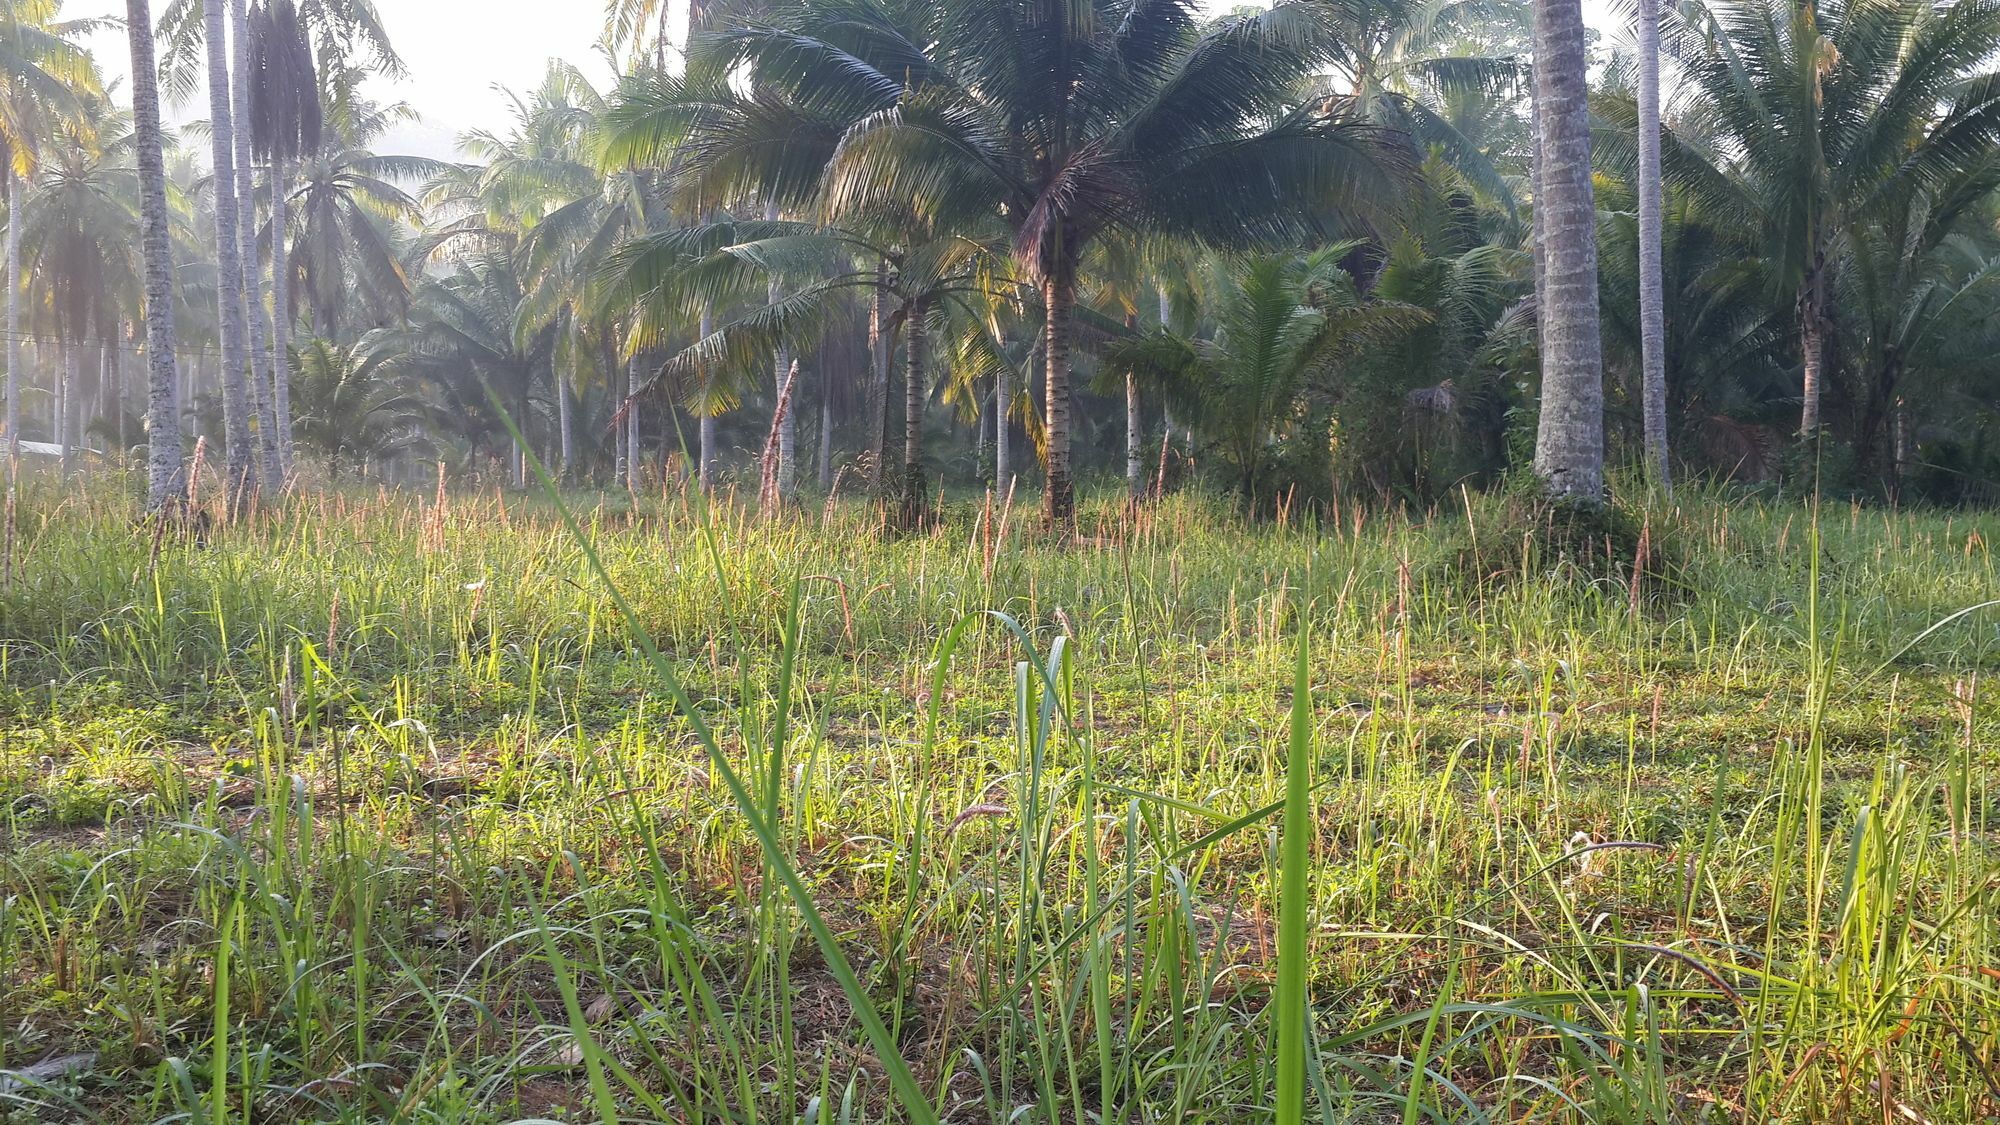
[21, 99, 141, 473]
[1667, 0, 2000, 440]
[280, 143, 440, 341]
[198, 0, 260, 501]
[1304, 0, 1529, 207]
[606, 213, 1015, 522]
[0, 1, 90, 470]
[391, 252, 550, 483]
[289, 336, 428, 477]
[127, 0, 186, 508]
[690, 0, 1412, 529]
[248, 0, 321, 474]
[1529, 0, 1604, 500]
[1100, 249, 1426, 503]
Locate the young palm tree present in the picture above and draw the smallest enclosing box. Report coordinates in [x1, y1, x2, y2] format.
[289, 336, 428, 477]
[1100, 249, 1425, 503]
[1529, 0, 1604, 500]
[697, 0, 1410, 529]
[127, 0, 185, 507]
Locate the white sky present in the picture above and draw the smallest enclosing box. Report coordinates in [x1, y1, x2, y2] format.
[79, 0, 1622, 161]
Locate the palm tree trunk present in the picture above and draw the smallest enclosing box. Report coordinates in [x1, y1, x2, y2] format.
[699, 414, 718, 490]
[112, 340, 126, 453]
[1799, 246, 1827, 438]
[901, 296, 927, 526]
[1124, 312, 1142, 505]
[230, 0, 280, 492]
[764, 201, 796, 499]
[816, 365, 834, 489]
[202, 0, 257, 506]
[994, 351, 1012, 494]
[1043, 273, 1077, 530]
[1637, 0, 1669, 488]
[697, 304, 717, 490]
[4, 169, 19, 472]
[1530, 0, 1605, 501]
[1530, 89, 1550, 374]
[624, 355, 640, 489]
[557, 370, 573, 484]
[772, 311, 795, 499]
[269, 153, 294, 472]
[57, 339, 72, 477]
[867, 259, 890, 490]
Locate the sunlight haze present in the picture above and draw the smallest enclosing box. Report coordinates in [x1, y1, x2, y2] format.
[80, 0, 1624, 160]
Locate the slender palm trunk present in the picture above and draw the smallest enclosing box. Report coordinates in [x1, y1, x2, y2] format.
[625, 355, 641, 489]
[1637, 0, 1669, 487]
[202, 0, 256, 505]
[1043, 273, 1077, 529]
[557, 370, 573, 483]
[901, 296, 927, 526]
[816, 365, 834, 489]
[230, 0, 279, 491]
[764, 201, 795, 498]
[57, 339, 72, 476]
[1530, 0, 1605, 501]
[1799, 246, 1826, 438]
[699, 414, 718, 490]
[867, 260, 890, 490]
[994, 350, 1012, 494]
[697, 304, 717, 490]
[4, 171, 18, 472]
[269, 153, 293, 471]
[772, 309, 794, 498]
[1530, 91, 1549, 370]
[1124, 312, 1143, 504]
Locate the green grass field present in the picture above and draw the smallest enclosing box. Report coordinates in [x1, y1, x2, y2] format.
[2, 478, 1997, 1123]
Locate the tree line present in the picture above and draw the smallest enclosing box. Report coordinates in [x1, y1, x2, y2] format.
[5, 0, 2000, 527]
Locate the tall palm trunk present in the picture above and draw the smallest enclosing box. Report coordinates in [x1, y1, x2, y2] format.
[699, 415, 718, 490]
[269, 153, 293, 471]
[59, 340, 79, 476]
[697, 304, 717, 490]
[1530, 0, 1605, 501]
[230, 0, 279, 491]
[202, 0, 256, 505]
[1799, 244, 1827, 437]
[625, 355, 641, 489]
[5, 168, 19, 471]
[1042, 272, 1077, 529]
[901, 296, 927, 526]
[1124, 311, 1142, 505]
[556, 368, 573, 483]
[867, 259, 890, 491]
[816, 366, 834, 489]
[1637, 0, 1669, 487]
[764, 201, 795, 499]
[993, 348, 1012, 493]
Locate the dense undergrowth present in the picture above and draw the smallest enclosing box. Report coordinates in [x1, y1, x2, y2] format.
[2, 476, 1998, 1122]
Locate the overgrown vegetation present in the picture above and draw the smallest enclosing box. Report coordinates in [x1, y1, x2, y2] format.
[3, 478, 1997, 1122]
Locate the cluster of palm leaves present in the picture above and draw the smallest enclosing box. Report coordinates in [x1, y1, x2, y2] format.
[7, 0, 2000, 514]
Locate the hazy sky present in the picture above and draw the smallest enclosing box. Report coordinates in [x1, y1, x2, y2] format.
[79, 0, 1624, 161]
